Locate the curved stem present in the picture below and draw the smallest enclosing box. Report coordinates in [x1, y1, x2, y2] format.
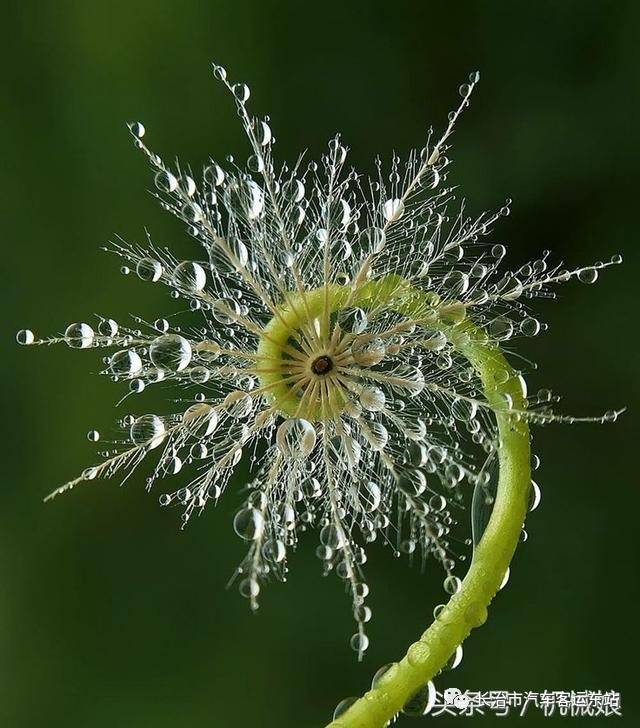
[328, 325, 530, 727]
[256, 276, 531, 728]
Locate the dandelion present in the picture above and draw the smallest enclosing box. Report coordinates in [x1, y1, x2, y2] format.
[18, 65, 622, 726]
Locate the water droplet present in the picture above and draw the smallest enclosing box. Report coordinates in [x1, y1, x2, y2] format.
[224, 179, 264, 220]
[110, 350, 143, 376]
[204, 163, 225, 187]
[283, 178, 305, 202]
[154, 170, 178, 193]
[333, 697, 357, 720]
[129, 121, 145, 138]
[182, 403, 218, 436]
[445, 644, 463, 670]
[16, 329, 34, 345]
[360, 386, 385, 412]
[276, 418, 316, 459]
[238, 577, 260, 599]
[528, 480, 542, 511]
[371, 663, 399, 689]
[189, 366, 210, 384]
[181, 201, 203, 223]
[212, 64, 227, 81]
[398, 469, 427, 496]
[351, 336, 386, 366]
[174, 261, 207, 291]
[263, 538, 286, 563]
[233, 83, 250, 102]
[358, 226, 386, 253]
[489, 317, 514, 341]
[164, 456, 182, 475]
[443, 574, 462, 594]
[337, 307, 368, 334]
[350, 632, 369, 653]
[402, 681, 436, 716]
[150, 334, 192, 372]
[86, 430, 100, 442]
[64, 322, 94, 349]
[499, 567, 511, 590]
[136, 257, 163, 282]
[98, 319, 118, 337]
[233, 507, 264, 541]
[180, 175, 196, 197]
[130, 414, 166, 449]
[520, 317, 540, 337]
[578, 267, 598, 284]
[383, 198, 404, 222]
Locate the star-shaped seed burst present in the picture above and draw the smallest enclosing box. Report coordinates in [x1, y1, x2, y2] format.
[17, 65, 622, 657]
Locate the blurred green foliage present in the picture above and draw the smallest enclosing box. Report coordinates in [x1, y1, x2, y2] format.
[2, 1, 638, 726]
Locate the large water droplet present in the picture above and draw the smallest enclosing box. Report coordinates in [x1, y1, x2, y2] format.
[16, 329, 34, 345]
[110, 350, 143, 376]
[150, 334, 192, 372]
[276, 418, 316, 459]
[130, 414, 166, 449]
[360, 386, 385, 412]
[351, 336, 385, 366]
[233, 507, 264, 541]
[358, 226, 386, 253]
[154, 170, 178, 193]
[174, 261, 207, 291]
[64, 322, 94, 349]
[401, 681, 436, 716]
[136, 257, 163, 282]
[382, 198, 404, 222]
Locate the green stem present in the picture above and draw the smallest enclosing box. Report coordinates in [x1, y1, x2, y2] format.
[256, 275, 531, 728]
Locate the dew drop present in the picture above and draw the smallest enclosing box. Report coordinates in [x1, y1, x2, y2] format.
[578, 267, 598, 284]
[154, 170, 178, 193]
[350, 632, 369, 654]
[445, 644, 463, 670]
[182, 403, 219, 436]
[333, 697, 357, 720]
[358, 226, 386, 253]
[233, 507, 264, 541]
[150, 334, 192, 372]
[174, 261, 207, 291]
[130, 414, 166, 449]
[98, 319, 118, 337]
[109, 349, 143, 376]
[64, 322, 94, 349]
[528, 480, 542, 511]
[16, 329, 34, 345]
[129, 121, 145, 138]
[233, 83, 250, 102]
[520, 317, 541, 337]
[401, 681, 436, 716]
[276, 418, 316, 459]
[351, 336, 386, 366]
[382, 198, 404, 222]
[86, 430, 100, 442]
[136, 257, 163, 282]
[204, 163, 225, 187]
[360, 386, 385, 412]
[489, 317, 514, 341]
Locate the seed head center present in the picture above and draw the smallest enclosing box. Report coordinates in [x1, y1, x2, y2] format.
[311, 354, 333, 376]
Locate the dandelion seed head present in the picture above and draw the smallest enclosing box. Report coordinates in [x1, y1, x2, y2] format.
[19, 65, 623, 659]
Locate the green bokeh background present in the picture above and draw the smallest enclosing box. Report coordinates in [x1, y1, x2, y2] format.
[2, 2, 639, 726]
